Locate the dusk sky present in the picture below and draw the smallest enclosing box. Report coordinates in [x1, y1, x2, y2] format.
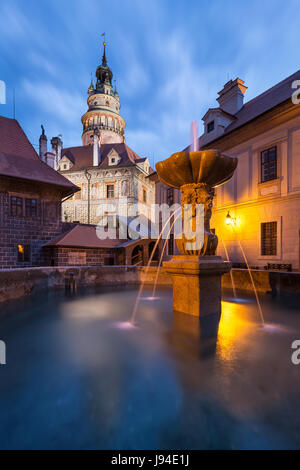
[0, 0, 300, 165]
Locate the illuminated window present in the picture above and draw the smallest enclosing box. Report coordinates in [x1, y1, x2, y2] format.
[10, 196, 23, 216]
[261, 222, 277, 256]
[75, 184, 82, 200]
[106, 184, 114, 198]
[207, 120, 215, 133]
[261, 147, 277, 182]
[25, 198, 37, 217]
[143, 189, 147, 203]
[17, 244, 30, 262]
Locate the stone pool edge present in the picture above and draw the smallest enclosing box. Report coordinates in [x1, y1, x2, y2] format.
[0, 266, 300, 303]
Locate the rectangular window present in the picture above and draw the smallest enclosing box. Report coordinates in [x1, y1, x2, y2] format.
[106, 184, 114, 198]
[207, 120, 215, 133]
[10, 196, 23, 216]
[143, 189, 147, 203]
[17, 244, 31, 262]
[25, 198, 37, 217]
[168, 233, 174, 256]
[261, 222, 277, 256]
[167, 188, 174, 206]
[261, 146, 277, 182]
[75, 183, 82, 200]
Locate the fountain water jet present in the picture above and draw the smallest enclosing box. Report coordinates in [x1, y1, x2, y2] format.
[130, 208, 181, 324]
[151, 213, 181, 299]
[220, 235, 237, 298]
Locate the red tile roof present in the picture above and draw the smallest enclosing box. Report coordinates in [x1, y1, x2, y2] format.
[0, 116, 38, 160]
[0, 116, 78, 196]
[61, 142, 147, 171]
[44, 224, 129, 248]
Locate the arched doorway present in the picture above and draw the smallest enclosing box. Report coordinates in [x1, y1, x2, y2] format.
[131, 245, 143, 265]
[148, 241, 159, 263]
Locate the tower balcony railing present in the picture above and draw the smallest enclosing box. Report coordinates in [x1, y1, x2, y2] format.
[84, 124, 124, 137]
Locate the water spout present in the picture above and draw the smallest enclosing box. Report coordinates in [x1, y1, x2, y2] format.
[131, 208, 181, 325]
[190, 120, 199, 152]
[151, 213, 180, 299]
[220, 235, 237, 298]
[236, 236, 265, 324]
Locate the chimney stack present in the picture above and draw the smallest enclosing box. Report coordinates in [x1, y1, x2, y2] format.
[45, 152, 55, 168]
[51, 135, 63, 170]
[217, 78, 247, 115]
[93, 129, 100, 166]
[39, 125, 47, 161]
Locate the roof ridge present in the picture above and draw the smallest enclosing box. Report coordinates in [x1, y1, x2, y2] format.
[239, 69, 300, 112]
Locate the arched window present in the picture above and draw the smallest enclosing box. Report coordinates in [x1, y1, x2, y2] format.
[131, 245, 143, 265]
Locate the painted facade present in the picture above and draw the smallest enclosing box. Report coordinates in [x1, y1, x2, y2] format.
[56, 42, 155, 229]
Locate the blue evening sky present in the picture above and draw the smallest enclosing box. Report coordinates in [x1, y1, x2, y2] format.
[0, 0, 299, 166]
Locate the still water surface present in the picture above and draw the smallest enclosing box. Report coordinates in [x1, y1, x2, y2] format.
[0, 286, 299, 449]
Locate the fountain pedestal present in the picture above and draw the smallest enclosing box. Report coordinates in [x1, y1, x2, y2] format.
[163, 256, 231, 317]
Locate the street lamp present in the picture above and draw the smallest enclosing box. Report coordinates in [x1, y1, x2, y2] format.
[225, 211, 236, 226]
[84, 169, 92, 224]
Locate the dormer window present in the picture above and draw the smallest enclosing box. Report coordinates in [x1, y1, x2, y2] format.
[207, 120, 215, 133]
[108, 149, 121, 166]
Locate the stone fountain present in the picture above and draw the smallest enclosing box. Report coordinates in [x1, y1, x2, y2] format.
[156, 149, 238, 317]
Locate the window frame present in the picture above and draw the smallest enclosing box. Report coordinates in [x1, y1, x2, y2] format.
[167, 188, 174, 206]
[106, 183, 115, 199]
[17, 244, 31, 263]
[25, 198, 38, 218]
[142, 188, 147, 203]
[10, 196, 23, 216]
[207, 120, 215, 133]
[261, 146, 277, 183]
[261, 221, 277, 256]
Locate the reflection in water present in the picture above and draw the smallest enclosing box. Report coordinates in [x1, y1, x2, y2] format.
[217, 301, 256, 362]
[1, 286, 300, 450]
[170, 311, 221, 360]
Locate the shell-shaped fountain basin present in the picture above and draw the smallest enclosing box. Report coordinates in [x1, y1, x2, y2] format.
[155, 149, 238, 189]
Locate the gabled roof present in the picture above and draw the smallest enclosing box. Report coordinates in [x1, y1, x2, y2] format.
[61, 142, 147, 171]
[0, 116, 78, 196]
[0, 116, 38, 160]
[202, 107, 236, 121]
[45, 224, 129, 248]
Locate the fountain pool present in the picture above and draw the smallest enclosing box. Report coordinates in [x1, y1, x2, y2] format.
[0, 286, 300, 450]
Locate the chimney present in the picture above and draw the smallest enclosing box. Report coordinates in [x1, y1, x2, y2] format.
[39, 125, 47, 161]
[51, 135, 63, 170]
[217, 78, 247, 115]
[93, 129, 100, 166]
[45, 152, 55, 168]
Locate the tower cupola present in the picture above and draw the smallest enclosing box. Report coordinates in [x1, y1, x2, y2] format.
[81, 39, 126, 146]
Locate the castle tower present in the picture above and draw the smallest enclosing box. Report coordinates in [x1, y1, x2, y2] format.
[81, 40, 126, 146]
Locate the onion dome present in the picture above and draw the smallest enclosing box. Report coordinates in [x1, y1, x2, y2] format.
[96, 41, 113, 89]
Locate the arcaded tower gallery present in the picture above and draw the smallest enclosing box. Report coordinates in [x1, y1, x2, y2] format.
[81, 41, 126, 146]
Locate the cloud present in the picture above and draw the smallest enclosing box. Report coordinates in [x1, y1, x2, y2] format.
[21, 79, 85, 124]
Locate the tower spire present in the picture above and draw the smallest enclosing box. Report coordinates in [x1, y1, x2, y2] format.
[101, 33, 107, 66]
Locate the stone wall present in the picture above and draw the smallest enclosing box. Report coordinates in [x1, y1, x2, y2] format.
[1, 266, 300, 304]
[0, 177, 67, 269]
[49, 247, 117, 266]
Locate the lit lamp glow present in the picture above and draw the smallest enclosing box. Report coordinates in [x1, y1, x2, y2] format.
[225, 211, 236, 226]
